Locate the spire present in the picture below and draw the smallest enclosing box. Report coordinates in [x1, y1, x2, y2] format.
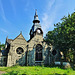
[6, 36, 8, 41]
[35, 9, 37, 16]
[29, 10, 43, 39]
[20, 31, 22, 34]
[33, 9, 40, 23]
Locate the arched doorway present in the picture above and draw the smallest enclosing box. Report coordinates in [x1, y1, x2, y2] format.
[35, 44, 43, 61]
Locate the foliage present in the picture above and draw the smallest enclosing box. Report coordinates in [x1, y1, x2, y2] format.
[44, 12, 75, 63]
[0, 66, 75, 75]
[0, 43, 5, 50]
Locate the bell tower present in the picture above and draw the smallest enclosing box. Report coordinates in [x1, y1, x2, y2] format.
[30, 10, 43, 39]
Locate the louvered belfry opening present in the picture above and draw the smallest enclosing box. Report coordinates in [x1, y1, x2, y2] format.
[35, 44, 43, 61]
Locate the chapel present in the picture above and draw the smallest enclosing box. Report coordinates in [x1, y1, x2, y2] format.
[0, 10, 60, 67]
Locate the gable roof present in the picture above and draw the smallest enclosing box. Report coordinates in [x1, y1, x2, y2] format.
[13, 33, 27, 42]
[6, 32, 27, 44]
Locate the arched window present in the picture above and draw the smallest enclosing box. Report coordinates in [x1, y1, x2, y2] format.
[16, 47, 24, 54]
[35, 44, 43, 61]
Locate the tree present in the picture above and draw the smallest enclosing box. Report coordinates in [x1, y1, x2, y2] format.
[0, 43, 5, 50]
[45, 12, 75, 65]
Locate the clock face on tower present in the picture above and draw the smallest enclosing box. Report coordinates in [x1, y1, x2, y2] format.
[37, 29, 41, 34]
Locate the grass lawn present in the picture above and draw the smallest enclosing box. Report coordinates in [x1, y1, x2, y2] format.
[0, 65, 75, 75]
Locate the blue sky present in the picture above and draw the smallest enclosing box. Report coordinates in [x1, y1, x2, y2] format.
[0, 0, 75, 44]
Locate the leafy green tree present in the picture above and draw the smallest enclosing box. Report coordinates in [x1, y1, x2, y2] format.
[0, 42, 5, 50]
[45, 12, 75, 65]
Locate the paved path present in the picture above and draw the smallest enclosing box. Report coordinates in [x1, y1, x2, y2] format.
[0, 71, 6, 75]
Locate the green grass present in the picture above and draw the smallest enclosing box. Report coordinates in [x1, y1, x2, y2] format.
[0, 65, 75, 75]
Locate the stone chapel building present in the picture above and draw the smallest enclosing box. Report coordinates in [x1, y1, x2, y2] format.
[0, 10, 61, 67]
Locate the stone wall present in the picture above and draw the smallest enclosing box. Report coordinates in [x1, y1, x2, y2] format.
[6, 33, 59, 67]
[7, 34, 27, 67]
[0, 55, 7, 66]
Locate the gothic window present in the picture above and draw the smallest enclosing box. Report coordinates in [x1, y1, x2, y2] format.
[52, 49, 57, 56]
[35, 44, 43, 61]
[16, 47, 24, 54]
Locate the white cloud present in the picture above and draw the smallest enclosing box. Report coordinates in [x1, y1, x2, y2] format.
[0, 0, 11, 24]
[41, 0, 62, 36]
[10, 0, 16, 15]
[47, 0, 55, 11]
[0, 28, 9, 34]
[24, 1, 30, 11]
[0, 0, 7, 21]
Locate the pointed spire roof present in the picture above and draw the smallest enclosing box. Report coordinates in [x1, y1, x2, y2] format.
[35, 9, 37, 15]
[6, 36, 8, 41]
[33, 9, 40, 23]
[20, 31, 22, 34]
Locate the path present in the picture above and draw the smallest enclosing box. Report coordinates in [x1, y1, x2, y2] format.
[0, 71, 6, 75]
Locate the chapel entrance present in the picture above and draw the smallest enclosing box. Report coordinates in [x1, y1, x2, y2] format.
[35, 44, 43, 61]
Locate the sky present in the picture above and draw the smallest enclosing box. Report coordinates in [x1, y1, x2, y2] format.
[0, 0, 75, 44]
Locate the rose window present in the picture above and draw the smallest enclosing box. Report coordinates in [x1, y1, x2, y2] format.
[16, 47, 24, 54]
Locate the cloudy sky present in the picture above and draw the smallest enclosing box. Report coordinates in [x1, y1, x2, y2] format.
[0, 0, 75, 44]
